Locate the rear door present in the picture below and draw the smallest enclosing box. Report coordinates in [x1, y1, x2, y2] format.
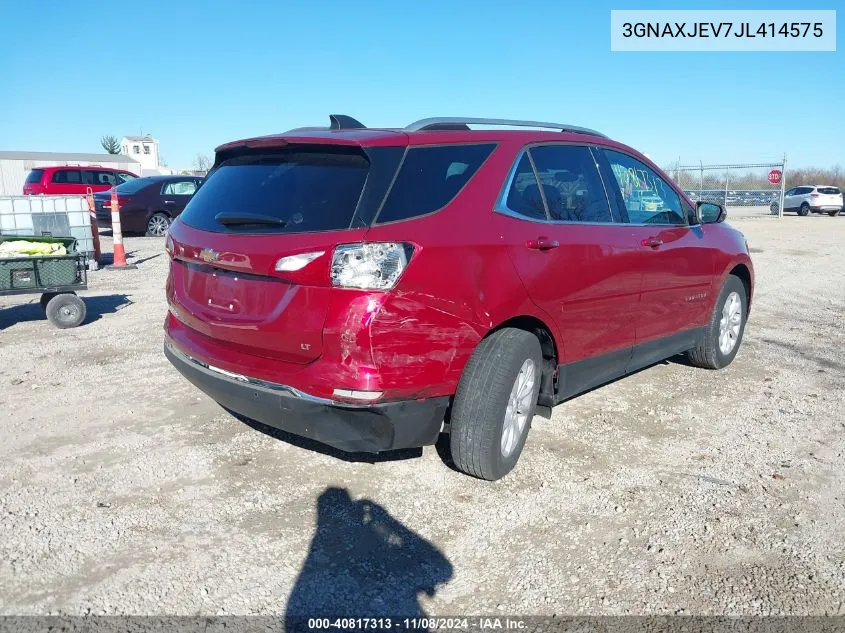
[495, 144, 641, 396]
[598, 148, 716, 365]
[815, 186, 842, 209]
[167, 143, 405, 365]
[160, 179, 199, 216]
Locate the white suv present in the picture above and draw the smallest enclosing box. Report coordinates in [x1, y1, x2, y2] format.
[771, 185, 843, 216]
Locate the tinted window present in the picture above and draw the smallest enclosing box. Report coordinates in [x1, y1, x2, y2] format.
[81, 170, 115, 186]
[528, 145, 613, 223]
[376, 144, 495, 224]
[25, 169, 44, 184]
[817, 187, 840, 195]
[179, 149, 369, 234]
[797, 186, 814, 194]
[52, 169, 82, 184]
[504, 153, 547, 220]
[162, 180, 197, 196]
[603, 150, 685, 225]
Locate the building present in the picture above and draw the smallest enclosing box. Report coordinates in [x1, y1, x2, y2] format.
[0, 151, 142, 196]
[120, 135, 161, 172]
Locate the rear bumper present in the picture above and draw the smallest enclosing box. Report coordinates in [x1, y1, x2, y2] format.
[164, 339, 449, 453]
[810, 205, 842, 212]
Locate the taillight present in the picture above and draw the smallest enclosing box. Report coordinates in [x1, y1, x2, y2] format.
[165, 234, 174, 257]
[810, 193, 819, 198]
[330, 242, 415, 290]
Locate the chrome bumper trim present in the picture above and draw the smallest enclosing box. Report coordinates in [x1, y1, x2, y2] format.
[165, 339, 347, 407]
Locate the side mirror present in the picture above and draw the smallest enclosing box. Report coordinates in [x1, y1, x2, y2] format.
[698, 201, 727, 224]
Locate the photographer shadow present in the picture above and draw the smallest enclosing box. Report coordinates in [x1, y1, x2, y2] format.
[286, 487, 453, 628]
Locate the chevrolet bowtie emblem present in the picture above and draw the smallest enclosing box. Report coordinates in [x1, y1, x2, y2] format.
[199, 248, 220, 263]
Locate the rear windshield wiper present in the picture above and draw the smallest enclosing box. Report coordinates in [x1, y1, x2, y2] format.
[215, 212, 287, 227]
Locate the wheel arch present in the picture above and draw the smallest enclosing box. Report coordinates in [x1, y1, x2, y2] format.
[486, 314, 560, 409]
[728, 262, 753, 314]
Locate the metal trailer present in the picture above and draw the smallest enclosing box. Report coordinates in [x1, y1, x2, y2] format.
[0, 235, 88, 328]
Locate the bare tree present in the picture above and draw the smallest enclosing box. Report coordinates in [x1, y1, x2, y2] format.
[100, 135, 121, 154]
[193, 153, 212, 172]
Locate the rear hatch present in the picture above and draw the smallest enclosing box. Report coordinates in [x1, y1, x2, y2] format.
[815, 187, 842, 206]
[166, 139, 407, 365]
[22, 169, 44, 195]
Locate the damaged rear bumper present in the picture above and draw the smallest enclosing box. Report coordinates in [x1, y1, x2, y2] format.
[164, 339, 449, 453]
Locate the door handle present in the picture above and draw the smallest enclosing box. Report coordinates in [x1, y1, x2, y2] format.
[641, 236, 663, 248]
[164, 200, 176, 205]
[526, 237, 560, 251]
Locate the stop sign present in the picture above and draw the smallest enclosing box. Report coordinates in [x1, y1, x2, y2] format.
[768, 169, 782, 185]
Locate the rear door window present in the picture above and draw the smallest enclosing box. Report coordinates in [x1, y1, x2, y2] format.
[375, 144, 496, 224]
[503, 153, 548, 220]
[52, 169, 82, 184]
[528, 145, 614, 223]
[179, 148, 370, 234]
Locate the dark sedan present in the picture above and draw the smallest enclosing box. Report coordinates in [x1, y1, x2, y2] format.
[95, 175, 204, 236]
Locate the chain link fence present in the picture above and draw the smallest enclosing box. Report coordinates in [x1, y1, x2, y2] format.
[669, 160, 786, 219]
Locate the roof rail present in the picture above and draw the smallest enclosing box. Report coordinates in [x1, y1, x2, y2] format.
[283, 114, 366, 134]
[404, 117, 607, 138]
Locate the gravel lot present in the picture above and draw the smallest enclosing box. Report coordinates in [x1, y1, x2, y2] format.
[1, 217, 843, 617]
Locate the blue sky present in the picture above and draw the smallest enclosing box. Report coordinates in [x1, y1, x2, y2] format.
[0, 0, 841, 169]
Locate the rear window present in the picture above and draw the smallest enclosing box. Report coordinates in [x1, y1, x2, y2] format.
[25, 169, 44, 184]
[375, 144, 496, 224]
[817, 187, 841, 195]
[179, 149, 369, 234]
[115, 178, 155, 195]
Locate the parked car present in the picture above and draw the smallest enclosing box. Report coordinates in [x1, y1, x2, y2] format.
[163, 115, 754, 481]
[23, 166, 138, 195]
[770, 185, 843, 216]
[95, 175, 203, 236]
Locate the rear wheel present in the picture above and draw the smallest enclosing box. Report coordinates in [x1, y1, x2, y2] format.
[798, 203, 810, 217]
[449, 328, 542, 481]
[770, 202, 779, 214]
[146, 212, 171, 236]
[687, 275, 747, 370]
[45, 293, 86, 329]
[828, 209, 840, 217]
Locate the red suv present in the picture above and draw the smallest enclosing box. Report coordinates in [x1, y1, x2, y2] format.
[23, 166, 138, 195]
[164, 115, 754, 480]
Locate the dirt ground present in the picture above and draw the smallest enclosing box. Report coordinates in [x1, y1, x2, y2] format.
[1, 217, 843, 617]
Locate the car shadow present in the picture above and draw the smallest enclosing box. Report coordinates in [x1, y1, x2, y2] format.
[285, 487, 453, 627]
[0, 293, 132, 330]
[229, 411, 424, 464]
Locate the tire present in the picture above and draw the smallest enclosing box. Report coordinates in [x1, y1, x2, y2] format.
[798, 203, 810, 217]
[45, 293, 86, 329]
[770, 202, 779, 215]
[687, 275, 747, 370]
[146, 212, 171, 236]
[449, 328, 542, 481]
[40, 292, 59, 312]
[828, 209, 840, 217]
